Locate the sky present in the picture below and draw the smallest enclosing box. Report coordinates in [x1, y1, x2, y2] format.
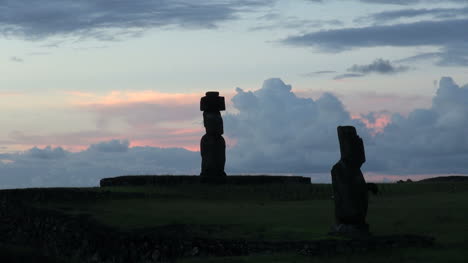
[0, 0, 467, 188]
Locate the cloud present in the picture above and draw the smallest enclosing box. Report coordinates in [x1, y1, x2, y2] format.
[26, 146, 67, 159]
[250, 15, 343, 31]
[0, 0, 270, 40]
[66, 90, 206, 150]
[225, 77, 468, 176]
[1, 77, 467, 188]
[352, 111, 392, 135]
[10, 56, 24, 62]
[397, 45, 468, 67]
[367, 77, 468, 174]
[357, 7, 468, 23]
[88, 139, 129, 153]
[68, 90, 202, 107]
[309, 0, 468, 5]
[7, 130, 120, 151]
[2, 89, 208, 153]
[358, 0, 468, 4]
[283, 19, 468, 51]
[224, 78, 369, 173]
[0, 141, 199, 189]
[333, 58, 409, 81]
[358, 0, 419, 4]
[89, 102, 200, 129]
[347, 58, 409, 74]
[6, 125, 204, 153]
[283, 18, 468, 66]
[301, 70, 336, 77]
[338, 91, 431, 115]
[333, 73, 364, 80]
[294, 89, 432, 115]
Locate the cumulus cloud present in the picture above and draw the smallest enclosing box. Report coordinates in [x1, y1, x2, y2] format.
[26, 146, 67, 159]
[224, 78, 369, 173]
[1, 77, 467, 188]
[0, 141, 199, 189]
[224, 77, 468, 176]
[0, 0, 270, 40]
[347, 58, 409, 75]
[88, 139, 129, 153]
[367, 77, 468, 174]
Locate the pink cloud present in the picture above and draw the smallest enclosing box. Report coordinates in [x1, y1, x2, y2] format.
[126, 126, 204, 151]
[168, 128, 204, 136]
[352, 112, 392, 135]
[62, 90, 236, 151]
[5, 130, 121, 152]
[3, 89, 229, 152]
[0, 91, 24, 97]
[67, 90, 202, 106]
[3, 126, 204, 153]
[64, 91, 95, 98]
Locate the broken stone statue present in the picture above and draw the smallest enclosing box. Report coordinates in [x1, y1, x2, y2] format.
[330, 126, 369, 236]
[200, 91, 227, 177]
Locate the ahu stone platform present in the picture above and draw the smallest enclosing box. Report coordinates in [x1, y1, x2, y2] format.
[100, 175, 311, 187]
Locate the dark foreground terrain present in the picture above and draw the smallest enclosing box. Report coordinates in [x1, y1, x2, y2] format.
[0, 176, 467, 262]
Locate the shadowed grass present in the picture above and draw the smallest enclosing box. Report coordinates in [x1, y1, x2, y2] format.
[31, 182, 468, 262]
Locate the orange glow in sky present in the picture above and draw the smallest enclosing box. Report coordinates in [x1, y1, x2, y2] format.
[352, 112, 392, 135]
[67, 90, 202, 106]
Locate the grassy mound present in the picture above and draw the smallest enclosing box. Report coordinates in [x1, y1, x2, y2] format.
[418, 175, 468, 183]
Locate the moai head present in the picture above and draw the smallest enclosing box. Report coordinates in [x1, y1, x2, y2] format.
[201, 91, 225, 135]
[337, 126, 366, 168]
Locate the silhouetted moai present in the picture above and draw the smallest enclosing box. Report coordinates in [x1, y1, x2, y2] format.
[200, 91, 227, 177]
[330, 126, 369, 236]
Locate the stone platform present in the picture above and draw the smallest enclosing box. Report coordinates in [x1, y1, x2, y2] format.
[100, 175, 311, 187]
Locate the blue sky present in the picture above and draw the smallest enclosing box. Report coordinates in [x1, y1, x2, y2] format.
[0, 0, 467, 188]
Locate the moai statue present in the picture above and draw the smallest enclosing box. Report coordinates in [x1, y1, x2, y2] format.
[330, 126, 369, 236]
[200, 91, 227, 177]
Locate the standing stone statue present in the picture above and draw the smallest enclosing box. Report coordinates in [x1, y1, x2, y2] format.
[330, 126, 369, 236]
[200, 91, 227, 177]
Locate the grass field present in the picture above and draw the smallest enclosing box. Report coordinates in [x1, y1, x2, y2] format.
[32, 181, 468, 262]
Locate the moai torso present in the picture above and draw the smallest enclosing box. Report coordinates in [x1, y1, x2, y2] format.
[200, 92, 227, 177]
[331, 126, 368, 226]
